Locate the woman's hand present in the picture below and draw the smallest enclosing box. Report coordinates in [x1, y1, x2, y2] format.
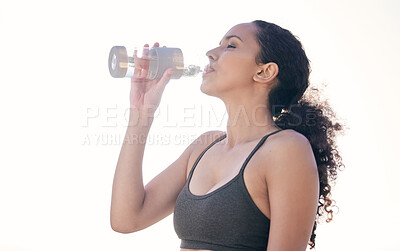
[129, 43, 174, 115]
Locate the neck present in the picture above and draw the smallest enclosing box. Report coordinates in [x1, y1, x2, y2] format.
[222, 101, 280, 148]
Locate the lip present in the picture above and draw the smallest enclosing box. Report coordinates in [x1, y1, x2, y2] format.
[203, 65, 215, 75]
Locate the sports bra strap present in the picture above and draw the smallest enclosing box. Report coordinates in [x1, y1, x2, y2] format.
[239, 129, 282, 174]
[188, 130, 283, 178]
[188, 134, 227, 178]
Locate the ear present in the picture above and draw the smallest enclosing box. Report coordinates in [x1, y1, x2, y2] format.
[253, 62, 279, 84]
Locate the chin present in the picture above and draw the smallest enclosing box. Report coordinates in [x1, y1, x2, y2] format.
[200, 80, 215, 96]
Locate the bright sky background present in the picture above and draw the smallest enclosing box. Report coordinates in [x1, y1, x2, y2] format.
[1, 0, 399, 250]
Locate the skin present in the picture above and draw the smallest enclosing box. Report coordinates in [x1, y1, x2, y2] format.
[110, 23, 319, 251]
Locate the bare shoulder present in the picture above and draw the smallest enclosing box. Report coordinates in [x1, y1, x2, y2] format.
[268, 129, 311, 146]
[261, 129, 317, 174]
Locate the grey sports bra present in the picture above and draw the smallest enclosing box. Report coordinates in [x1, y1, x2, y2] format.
[173, 130, 283, 250]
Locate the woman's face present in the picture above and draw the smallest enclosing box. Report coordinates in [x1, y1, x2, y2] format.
[201, 22, 261, 97]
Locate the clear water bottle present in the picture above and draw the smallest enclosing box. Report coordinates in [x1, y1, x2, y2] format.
[108, 46, 203, 80]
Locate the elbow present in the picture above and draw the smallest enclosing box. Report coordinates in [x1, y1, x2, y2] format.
[111, 222, 139, 234]
[110, 218, 141, 234]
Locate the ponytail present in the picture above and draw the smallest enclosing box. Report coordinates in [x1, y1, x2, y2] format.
[273, 88, 345, 248]
[252, 20, 345, 248]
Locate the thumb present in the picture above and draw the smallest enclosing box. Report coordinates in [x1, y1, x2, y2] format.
[157, 68, 175, 89]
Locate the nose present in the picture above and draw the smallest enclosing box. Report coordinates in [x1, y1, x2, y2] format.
[206, 47, 217, 61]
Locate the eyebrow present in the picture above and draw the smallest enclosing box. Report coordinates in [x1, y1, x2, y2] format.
[219, 35, 243, 45]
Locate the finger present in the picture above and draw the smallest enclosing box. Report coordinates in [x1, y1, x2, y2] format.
[133, 48, 141, 78]
[142, 44, 150, 58]
[133, 44, 149, 79]
[140, 45, 150, 78]
[156, 68, 175, 90]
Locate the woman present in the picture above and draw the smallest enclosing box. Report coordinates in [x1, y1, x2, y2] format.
[110, 20, 344, 251]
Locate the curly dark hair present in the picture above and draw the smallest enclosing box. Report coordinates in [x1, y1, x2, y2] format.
[252, 20, 345, 248]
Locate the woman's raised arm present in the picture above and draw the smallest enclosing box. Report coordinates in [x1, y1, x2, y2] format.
[110, 43, 183, 233]
[110, 44, 223, 232]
